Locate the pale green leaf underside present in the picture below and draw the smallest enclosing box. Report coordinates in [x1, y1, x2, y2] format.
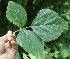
[6, 1, 27, 27]
[16, 29, 44, 56]
[31, 9, 68, 42]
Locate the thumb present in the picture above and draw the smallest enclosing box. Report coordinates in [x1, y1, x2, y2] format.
[0, 39, 5, 55]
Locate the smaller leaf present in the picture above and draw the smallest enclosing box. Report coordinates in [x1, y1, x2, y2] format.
[61, 49, 69, 58]
[66, 10, 70, 20]
[23, 53, 30, 59]
[29, 53, 38, 59]
[60, 46, 70, 58]
[6, 1, 27, 27]
[54, 50, 59, 58]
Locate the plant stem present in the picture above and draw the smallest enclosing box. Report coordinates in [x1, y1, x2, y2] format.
[20, 27, 22, 31]
[44, 43, 48, 48]
[42, 41, 48, 48]
[53, 42, 59, 50]
[26, 26, 31, 29]
[15, 30, 20, 33]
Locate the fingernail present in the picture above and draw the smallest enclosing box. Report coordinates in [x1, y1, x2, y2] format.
[6, 30, 12, 37]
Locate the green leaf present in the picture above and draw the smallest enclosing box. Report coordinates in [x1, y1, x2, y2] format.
[29, 54, 37, 59]
[6, 1, 27, 27]
[31, 9, 68, 42]
[59, 42, 70, 58]
[16, 29, 44, 57]
[66, 10, 70, 20]
[60, 47, 70, 58]
[53, 50, 59, 58]
[29, 53, 45, 59]
[23, 53, 30, 59]
[14, 52, 21, 59]
[44, 55, 52, 59]
[29, 53, 39, 59]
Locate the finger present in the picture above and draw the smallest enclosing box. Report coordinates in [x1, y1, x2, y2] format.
[8, 37, 15, 41]
[5, 41, 12, 48]
[12, 32, 16, 39]
[0, 41, 5, 55]
[6, 30, 13, 37]
[0, 35, 8, 43]
[11, 40, 18, 51]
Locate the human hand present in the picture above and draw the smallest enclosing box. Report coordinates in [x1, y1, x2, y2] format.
[0, 31, 18, 59]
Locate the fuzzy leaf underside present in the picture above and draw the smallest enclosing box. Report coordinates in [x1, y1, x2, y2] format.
[31, 9, 68, 42]
[6, 1, 27, 27]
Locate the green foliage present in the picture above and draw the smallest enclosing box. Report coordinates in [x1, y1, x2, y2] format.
[31, 9, 68, 42]
[6, 1, 27, 27]
[44, 55, 52, 59]
[16, 29, 44, 57]
[60, 47, 70, 58]
[0, 0, 70, 59]
[14, 52, 21, 59]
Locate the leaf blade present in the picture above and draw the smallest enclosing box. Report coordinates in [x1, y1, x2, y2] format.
[16, 29, 44, 57]
[6, 1, 27, 27]
[31, 9, 68, 42]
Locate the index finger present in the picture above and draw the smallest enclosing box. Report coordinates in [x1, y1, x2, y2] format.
[0, 35, 8, 43]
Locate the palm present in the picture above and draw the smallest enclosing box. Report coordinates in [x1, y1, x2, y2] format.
[0, 49, 15, 59]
